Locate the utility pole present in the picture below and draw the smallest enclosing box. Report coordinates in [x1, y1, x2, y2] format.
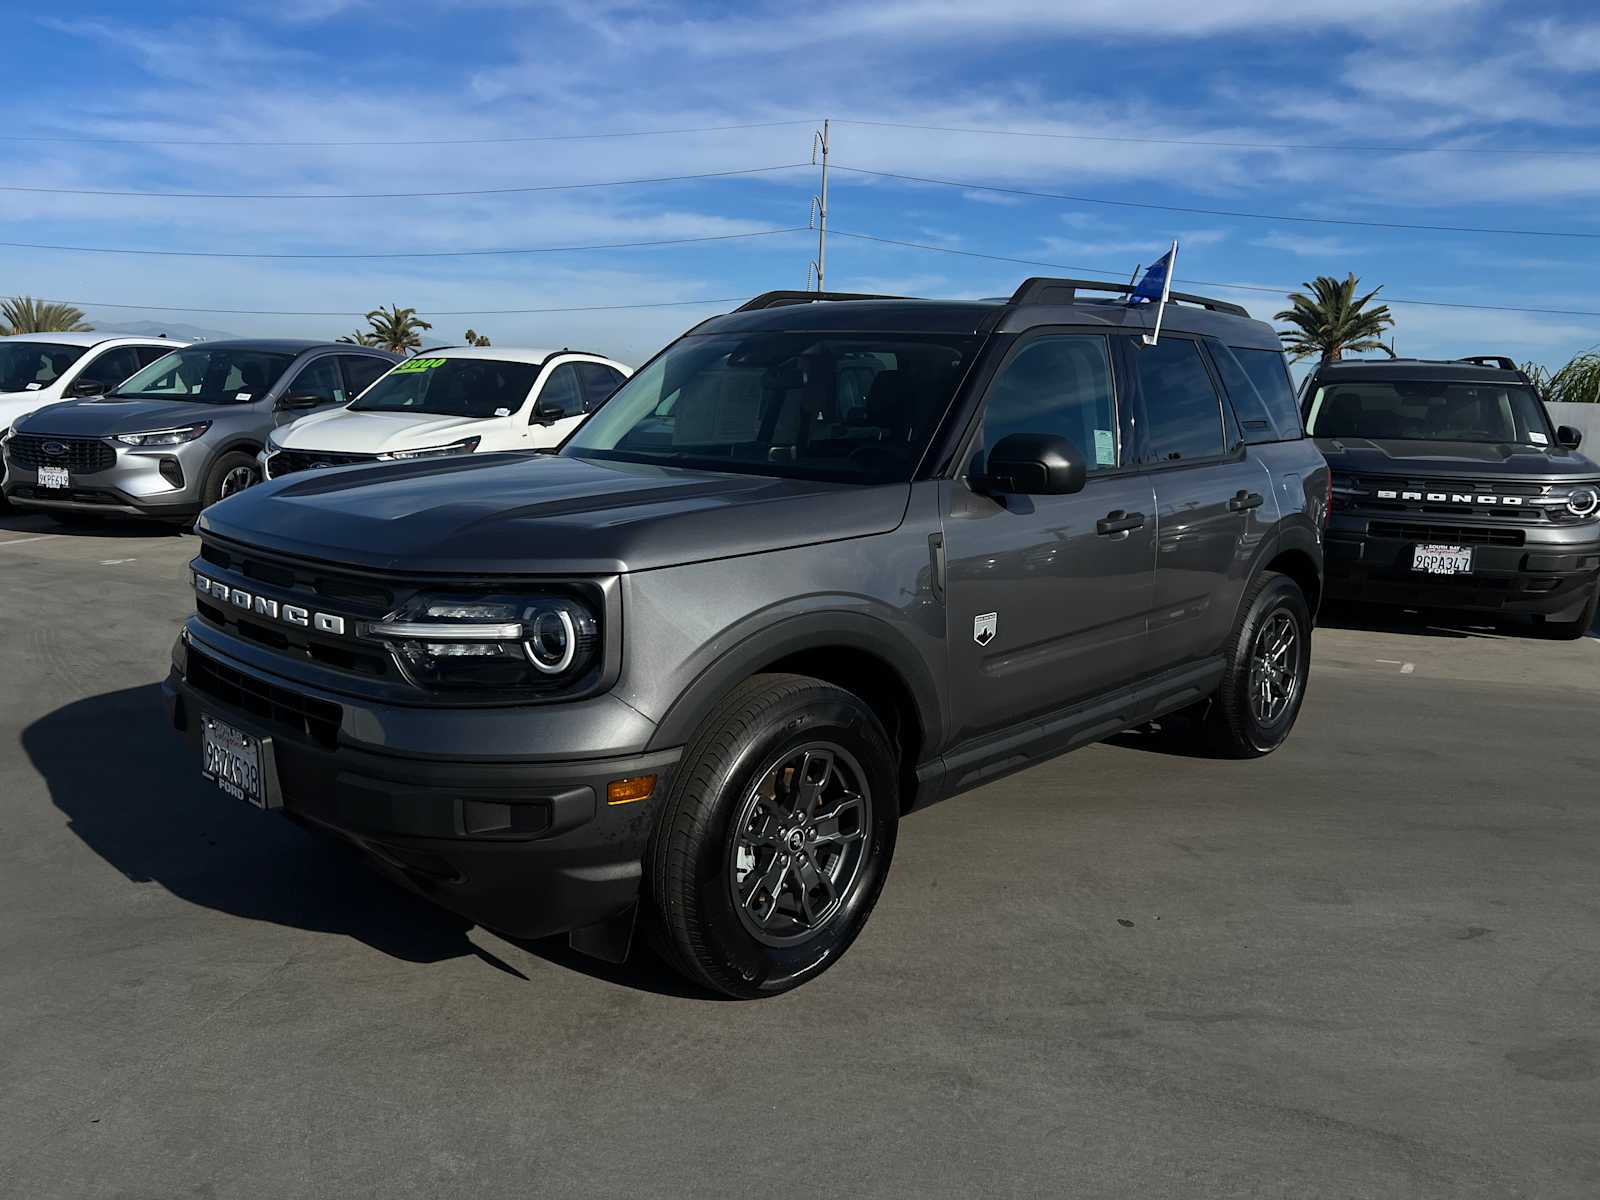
[810, 119, 830, 292]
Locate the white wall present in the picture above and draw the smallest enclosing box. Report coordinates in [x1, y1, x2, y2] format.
[1545, 403, 1600, 454]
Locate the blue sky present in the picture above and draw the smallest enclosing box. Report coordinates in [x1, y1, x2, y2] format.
[6, 0, 1600, 369]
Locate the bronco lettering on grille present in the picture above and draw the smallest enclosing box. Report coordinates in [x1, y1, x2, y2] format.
[193, 573, 347, 635]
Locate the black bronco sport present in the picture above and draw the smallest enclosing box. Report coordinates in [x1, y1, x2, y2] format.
[1304, 355, 1600, 637]
[165, 278, 1329, 997]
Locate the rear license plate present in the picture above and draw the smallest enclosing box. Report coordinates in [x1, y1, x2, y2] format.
[1412, 544, 1473, 575]
[200, 713, 268, 808]
[38, 465, 69, 489]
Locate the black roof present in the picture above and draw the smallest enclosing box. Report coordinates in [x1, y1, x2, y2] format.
[1312, 357, 1527, 385]
[695, 278, 1279, 351]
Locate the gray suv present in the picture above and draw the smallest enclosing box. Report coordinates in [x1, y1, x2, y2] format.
[161, 280, 1328, 997]
[2, 339, 397, 523]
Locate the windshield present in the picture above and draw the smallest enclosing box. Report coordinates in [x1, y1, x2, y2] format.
[349, 356, 540, 418]
[0, 342, 87, 392]
[114, 347, 295, 404]
[562, 331, 980, 484]
[1305, 380, 1556, 446]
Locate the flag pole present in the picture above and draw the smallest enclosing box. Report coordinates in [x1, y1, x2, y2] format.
[1141, 240, 1179, 347]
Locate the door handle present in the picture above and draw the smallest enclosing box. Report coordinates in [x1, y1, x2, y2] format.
[1228, 490, 1265, 513]
[1096, 510, 1146, 536]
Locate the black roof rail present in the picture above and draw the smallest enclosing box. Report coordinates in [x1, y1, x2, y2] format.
[735, 289, 906, 311]
[1007, 276, 1251, 318]
[1456, 355, 1519, 371]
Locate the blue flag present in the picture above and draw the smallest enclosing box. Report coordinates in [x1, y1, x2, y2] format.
[1131, 247, 1175, 304]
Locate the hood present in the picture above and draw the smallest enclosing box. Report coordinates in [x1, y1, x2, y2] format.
[276, 407, 491, 453]
[1315, 436, 1600, 481]
[16, 395, 254, 437]
[200, 452, 911, 575]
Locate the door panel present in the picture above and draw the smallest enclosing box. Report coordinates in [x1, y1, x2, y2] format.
[943, 476, 1157, 745]
[940, 331, 1154, 746]
[1148, 459, 1277, 667]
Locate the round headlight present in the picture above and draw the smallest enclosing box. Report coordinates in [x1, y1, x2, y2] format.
[525, 609, 577, 674]
[1567, 486, 1599, 518]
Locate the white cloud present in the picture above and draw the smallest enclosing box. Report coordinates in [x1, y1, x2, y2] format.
[1252, 232, 1359, 259]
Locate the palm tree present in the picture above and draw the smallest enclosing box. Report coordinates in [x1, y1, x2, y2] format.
[1528, 351, 1600, 404]
[363, 304, 432, 355]
[1274, 274, 1394, 362]
[464, 328, 491, 347]
[336, 330, 376, 346]
[1, 296, 92, 335]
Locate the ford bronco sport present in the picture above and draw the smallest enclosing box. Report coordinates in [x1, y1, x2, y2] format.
[1304, 355, 1600, 637]
[164, 279, 1328, 997]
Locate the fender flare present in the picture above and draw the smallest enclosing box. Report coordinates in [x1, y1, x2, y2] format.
[1242, 516, 1324, 619]
[646, 608, 944, 756]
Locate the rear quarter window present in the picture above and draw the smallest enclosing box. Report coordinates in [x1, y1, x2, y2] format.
[1232, 347, 1303, 440]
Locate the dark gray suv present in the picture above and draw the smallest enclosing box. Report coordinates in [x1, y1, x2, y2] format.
[162, 279, 1328, 996]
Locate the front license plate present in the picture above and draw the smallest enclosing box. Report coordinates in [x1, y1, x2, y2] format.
[1412, 544, 1473, 575]
[201, 713, 267, 808]
[38, 465, 69, 489]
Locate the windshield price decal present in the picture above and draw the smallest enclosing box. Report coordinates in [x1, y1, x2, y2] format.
[393, 357, 448, 374]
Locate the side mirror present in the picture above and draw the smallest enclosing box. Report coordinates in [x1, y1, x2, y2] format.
[1557, 425, 1583, 450]
[67, 378, 109, 397]
[981, 433, 1088, 496]
[532, 399, 566, 425]
[276, 392, 326, 411]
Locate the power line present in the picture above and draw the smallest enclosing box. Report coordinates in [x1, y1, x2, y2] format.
[832, 118, 1600, 159]
[48, 296, 750, 318]
[0, 226, 808, 261]
[0, 162, 810, 201]
[832, 165, 1600, 242]
[0, 119, 820, 149]
[829, 228, 1600, 319]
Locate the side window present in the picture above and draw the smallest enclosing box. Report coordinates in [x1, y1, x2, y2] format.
[339, 354, 389, 398]
[134, 344, 174, 368]
[1129, 338, 1227, 463]
[1205, 340, 1277, 445]
[575, 362, 625, 411]
[76, 347, 142, 389]
[535, 362, 583, 421]
[287, 357, 346, 403]
[977, 335, 1119, 474]
[1232, 347, 1303, 439]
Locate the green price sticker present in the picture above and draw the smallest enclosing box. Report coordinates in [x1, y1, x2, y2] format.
[394, 357, 448, 373]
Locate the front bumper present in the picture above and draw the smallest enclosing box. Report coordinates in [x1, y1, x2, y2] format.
[3, 440, 208, 518]
[163, 626, 678, 941]
[1325, 514, 1600, 616]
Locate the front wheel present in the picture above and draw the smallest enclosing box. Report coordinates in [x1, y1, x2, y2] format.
[645, 674, 899, 998]
[1205, 571, 1313, 758]
[201, 451, 260, 509]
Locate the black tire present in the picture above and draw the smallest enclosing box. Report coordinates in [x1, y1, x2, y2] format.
[200, 451, 261, 509]
[645, 673, 899, 999]
[1543, 582, 1599, 641]
[1205, 571, 1313, 759]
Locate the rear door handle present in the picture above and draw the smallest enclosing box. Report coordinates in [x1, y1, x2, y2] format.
[1096, 510, 1146, 536]
[1228, 490, 1265, 513]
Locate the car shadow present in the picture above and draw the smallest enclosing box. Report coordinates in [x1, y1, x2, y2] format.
[22, 682, 721, 997]
[1319, 599, 1598, 642]
[0, 510, 186, 539]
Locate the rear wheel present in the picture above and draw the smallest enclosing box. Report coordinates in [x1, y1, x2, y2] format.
[645, 673, 899, 998]
[201, 451, 260, 509]
[1205, 571, 1313, 758]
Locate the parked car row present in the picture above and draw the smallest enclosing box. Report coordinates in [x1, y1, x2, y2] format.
[6, 279, 1597, 999]
[0, 337, 631, 522]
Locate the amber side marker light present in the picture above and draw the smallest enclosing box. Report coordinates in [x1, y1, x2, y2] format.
[606, 775, 656, 805]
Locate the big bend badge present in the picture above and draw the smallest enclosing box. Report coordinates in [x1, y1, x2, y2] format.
[973, 612, 998, 647]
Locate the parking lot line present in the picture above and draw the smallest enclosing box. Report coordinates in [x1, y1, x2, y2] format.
[0, 535, 59, 548]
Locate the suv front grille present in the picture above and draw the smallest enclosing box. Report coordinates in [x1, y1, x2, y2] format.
[267, 448, 379, 479]
[6, 434, 116, 473]
[1368, 521, 1526, 546]
[185, 645, 342, 748]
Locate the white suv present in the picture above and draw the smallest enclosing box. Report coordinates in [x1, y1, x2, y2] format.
[1, 333, 188, 489]
[264, 346, 629, 478]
